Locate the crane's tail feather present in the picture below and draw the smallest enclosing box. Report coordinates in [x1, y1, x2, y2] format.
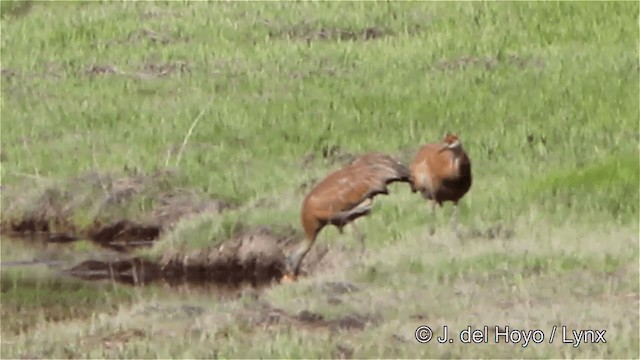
[353, 152, 413, 185]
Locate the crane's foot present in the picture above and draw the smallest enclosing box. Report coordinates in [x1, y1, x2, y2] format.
[280, 273, 297, 283]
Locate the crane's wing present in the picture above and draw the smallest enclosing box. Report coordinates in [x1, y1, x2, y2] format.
[305, 156, 409, 220]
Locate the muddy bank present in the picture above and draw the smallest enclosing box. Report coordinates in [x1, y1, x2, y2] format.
[1, 170, 235, 251]
[63, 226, 330, 288]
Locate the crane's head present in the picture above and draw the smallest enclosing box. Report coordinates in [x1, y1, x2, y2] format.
[439, 134, 462, 152]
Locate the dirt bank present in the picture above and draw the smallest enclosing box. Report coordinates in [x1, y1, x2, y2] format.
[64, 226, 330, 288]
[1, 170, 233, 249]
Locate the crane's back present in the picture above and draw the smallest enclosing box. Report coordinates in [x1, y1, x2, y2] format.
[301, 152, 411, 238]
[302, 163, 384, 215]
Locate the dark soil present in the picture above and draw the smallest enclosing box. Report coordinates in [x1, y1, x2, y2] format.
[85, 65, 119, 76]
[140, 61, 191, 77]
[433, 54, 545, 72]
[268, 23, 388, 43]
[63, 225, 330, 289]
[239, 300, 380, 332]
[107, 28, 191, 47]
[82, 61, 191, 79]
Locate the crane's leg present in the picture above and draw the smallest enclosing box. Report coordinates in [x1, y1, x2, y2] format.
[283, 237, 314, 282]
[451, 201, 460, 240]
[349, 222, 366, 253]
[420, 190, 437, 236]
[428, 199, 438, 236]
[336, 225, 347, 251]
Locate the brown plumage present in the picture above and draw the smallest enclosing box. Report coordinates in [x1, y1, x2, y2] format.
[282, 152, 411, 281]
[409, 134, 472, 237]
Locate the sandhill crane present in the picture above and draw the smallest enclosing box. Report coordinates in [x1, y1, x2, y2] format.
[409, 134, 472, 237]
[282, 152, 412, 282]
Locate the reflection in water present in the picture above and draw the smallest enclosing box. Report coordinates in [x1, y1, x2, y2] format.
[62, 257, 277, 299]
[1, 234, 282, 306]
[0, 273, 136, 335]
[1, 262, 269, 336]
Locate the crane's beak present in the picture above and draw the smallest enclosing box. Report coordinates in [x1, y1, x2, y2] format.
[438, 140, 461, 153]
[438, 144, 449, 153]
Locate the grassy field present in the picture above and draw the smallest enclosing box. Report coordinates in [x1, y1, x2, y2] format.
[1, 1, 639, 358]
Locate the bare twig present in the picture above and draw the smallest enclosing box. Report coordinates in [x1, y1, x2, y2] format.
[175, 107, 208, 167]
[164, 146, 174, 168]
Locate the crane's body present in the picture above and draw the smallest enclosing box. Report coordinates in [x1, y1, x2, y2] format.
[409, 134, 472, 236]
[283, 152, 411, 281]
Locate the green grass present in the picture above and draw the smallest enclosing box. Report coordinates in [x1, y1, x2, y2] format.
[1, 1, 638, 358]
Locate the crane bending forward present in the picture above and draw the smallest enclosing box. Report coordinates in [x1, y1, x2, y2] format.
[282, 152, 413, 282]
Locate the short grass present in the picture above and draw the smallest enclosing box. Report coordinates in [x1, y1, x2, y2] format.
[1, 1, 638, 358]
